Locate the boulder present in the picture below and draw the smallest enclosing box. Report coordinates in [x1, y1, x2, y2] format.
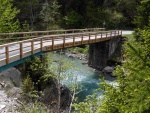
[102, 66, 114, 73]
[0, 67, 22, 87]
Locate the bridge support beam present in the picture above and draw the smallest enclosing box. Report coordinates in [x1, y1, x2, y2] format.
[88, 36, 122, 70]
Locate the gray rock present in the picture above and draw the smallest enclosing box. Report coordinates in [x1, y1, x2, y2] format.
[7, 87, 22, 98]
[0, 104, 6, 110]
[102, 66, 114, 73]
[0, 67, 22, 87]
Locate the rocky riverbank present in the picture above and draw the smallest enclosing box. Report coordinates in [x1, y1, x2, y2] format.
[0, 67, 22, 113]
[62, 50, 117, 76]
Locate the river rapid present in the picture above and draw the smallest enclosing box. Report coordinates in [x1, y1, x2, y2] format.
[50, 52, 116, 102]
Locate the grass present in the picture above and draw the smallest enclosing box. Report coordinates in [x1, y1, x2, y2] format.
[123, 34, 134, 42]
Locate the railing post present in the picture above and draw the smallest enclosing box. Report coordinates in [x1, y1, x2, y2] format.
[35, 33, 38, 37]
[20, 43, 23, 59]
[63, 36, 65, 48]
[121, 30, 122, 36]
[5, 46, 9, 64]
[101, 32, 102, 39]
[40, 38, 43, 51]
[52, 37, 54, 50]
[81, 34, 83, 44]
[73, 35, 75, 46]
[115, 31, 116, 37]
[23, 33, 26, 40]
[118, 31, 119, 36]
[31, 41, 34, 54]
[110, 31, 112, 38]
[95, 33, 97, 42]
[106, 32, 108, 38]
[89, 33, 91, 43]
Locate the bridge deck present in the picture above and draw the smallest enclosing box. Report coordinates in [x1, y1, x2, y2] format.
[0, 29, 122, 69]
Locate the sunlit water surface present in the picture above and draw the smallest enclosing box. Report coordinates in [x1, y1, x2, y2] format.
[49, 53, 115, 102]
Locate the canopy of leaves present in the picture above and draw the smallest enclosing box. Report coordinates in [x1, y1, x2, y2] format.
[134, 0, 150, 29]
[0, 0, 20, 33]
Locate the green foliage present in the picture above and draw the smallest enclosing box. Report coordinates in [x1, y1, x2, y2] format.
[134, 0, 150, 28]
[64, 10, 82, 28]
[98, 28, 150, 113]
[21, 75, 34, 94]
[40, 0, 61, 30]
[0, 0, 20, 33]
[73, 93, 100, 113]
[73, 13, 150, 113]
[68, 46, 89, 55]
[106, 11, 126, 29]
[115, 0, 139, 28]
[21, 102, 50, 113]
[11, 0, 139, 29]
[13, 0, 40, 30]
[25, 56, 50, 91]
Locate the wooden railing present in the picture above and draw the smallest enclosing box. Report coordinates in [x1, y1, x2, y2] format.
[0, 28, 105, 44]
[0, 30, 122, 67]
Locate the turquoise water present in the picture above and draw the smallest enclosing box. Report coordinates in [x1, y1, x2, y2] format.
[49, 53, 115, 102]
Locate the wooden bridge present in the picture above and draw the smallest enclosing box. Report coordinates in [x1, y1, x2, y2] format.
[0, 28, 122, 71]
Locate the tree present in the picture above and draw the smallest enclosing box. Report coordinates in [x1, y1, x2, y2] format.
[13, 0, 40, 30]
[40, 0, 61, 30]
[0, 0, 20, 33]
[64, 10, 82, 28]
[134, 0, 150, 29]
[46, 53, 79, 113]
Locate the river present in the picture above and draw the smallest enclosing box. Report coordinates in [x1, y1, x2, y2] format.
[50, 52, 116, 102]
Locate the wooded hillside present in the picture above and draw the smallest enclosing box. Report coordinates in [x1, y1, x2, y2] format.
[10, 0, 140, 31]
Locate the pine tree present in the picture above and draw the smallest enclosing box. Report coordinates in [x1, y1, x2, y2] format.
[97, 29, 150, 113]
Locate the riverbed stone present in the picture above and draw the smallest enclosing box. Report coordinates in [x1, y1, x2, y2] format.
[0, 104, 6, 110]
[102, 66, 114, 73]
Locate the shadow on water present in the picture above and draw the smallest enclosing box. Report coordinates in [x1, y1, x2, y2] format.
[49, 52, 116, 102]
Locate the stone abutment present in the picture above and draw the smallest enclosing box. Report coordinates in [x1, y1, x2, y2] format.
[88, 36, 122, 70]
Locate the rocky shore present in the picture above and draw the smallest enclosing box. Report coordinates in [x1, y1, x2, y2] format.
[63, 50, 116, 76]
[0, 68, 22, 113]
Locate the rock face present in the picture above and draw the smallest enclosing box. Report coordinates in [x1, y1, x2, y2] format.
[0, 67, 22, 87]
[88, 36, 122, 70]
[0, 67, 22, 113]
[0, 90, 20, 113]
[41, 84, 71, 111]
